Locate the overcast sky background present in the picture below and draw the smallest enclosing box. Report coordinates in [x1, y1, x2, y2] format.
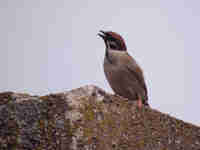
[0, 0, 199, 125]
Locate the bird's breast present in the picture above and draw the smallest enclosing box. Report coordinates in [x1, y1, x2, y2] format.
[103, 56, 124, 88]
[103, 50, 128, 83]
[104, 56, 121, 77]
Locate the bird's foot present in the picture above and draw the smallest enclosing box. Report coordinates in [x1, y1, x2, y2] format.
[137, 99, 143, 109]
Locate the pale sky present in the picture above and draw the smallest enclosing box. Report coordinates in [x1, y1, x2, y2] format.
[0, 0, 200, 125]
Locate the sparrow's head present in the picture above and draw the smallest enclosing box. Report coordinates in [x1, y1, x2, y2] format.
[98, 30, 127, 51]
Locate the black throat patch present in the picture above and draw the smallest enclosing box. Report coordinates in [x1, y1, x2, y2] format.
[105, 50, 113, 64]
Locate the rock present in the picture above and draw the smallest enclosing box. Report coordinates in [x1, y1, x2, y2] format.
[0, 85, 199, 150]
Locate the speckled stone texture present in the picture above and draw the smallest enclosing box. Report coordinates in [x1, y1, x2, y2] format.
[0, 85, 199, 150]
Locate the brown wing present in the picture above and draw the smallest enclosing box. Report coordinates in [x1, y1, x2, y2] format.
[124, 54, 148, 104]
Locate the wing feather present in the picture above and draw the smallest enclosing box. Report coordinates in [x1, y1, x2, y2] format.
[124, 54, 148, 103]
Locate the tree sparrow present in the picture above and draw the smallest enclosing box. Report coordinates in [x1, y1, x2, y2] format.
[98, 31, 149, 108]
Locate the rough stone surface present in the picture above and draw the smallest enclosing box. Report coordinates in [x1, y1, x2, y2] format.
[0, 85, 199, 150]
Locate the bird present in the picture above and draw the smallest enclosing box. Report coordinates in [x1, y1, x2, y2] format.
[98, 30, 149, 108]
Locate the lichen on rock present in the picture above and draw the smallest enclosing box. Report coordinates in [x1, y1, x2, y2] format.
[0, 85, 200, 150]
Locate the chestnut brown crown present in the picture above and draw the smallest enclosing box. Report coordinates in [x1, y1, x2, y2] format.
[98, 31, 127, 51]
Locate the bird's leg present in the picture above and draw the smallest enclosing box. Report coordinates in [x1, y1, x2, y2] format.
[137, 95, 143, 109]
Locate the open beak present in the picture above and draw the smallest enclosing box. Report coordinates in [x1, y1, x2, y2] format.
[98, 30, 109, 49]
[98, 30, 106, 40]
